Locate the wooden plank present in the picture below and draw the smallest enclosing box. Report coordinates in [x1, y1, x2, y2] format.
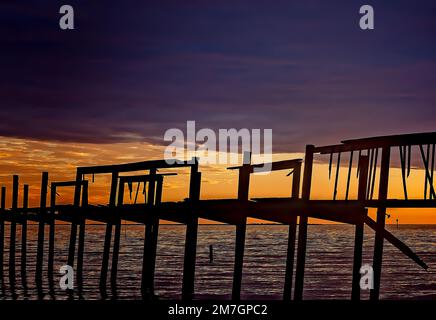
[77, 158, 196, 175]
[228, 159, 303, 172]
[315, 132, 436, 154]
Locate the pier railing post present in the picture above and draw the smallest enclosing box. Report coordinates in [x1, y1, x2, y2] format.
[370, 146, 390, 300]
[284, 162, 301, 300]
[351, 155, 369, 300]
[294, 145, 314, 300]
[182, 158, 201, 300]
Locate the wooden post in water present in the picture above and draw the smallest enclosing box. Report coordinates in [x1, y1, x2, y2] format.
[68, 171, 83, 269]
[370, 146, 391, 300]
[182, 158, 201, 300]
[35, 172, 48, 285]
[150, 176, 163, 282]
[110, 177, 125, 289]
[232, 152, 251, 300]
[77, 180, 88, 289]
[294, 145, 314, 300]
[100, 171, 118, 290]
[0, 186, 6, 278]
[283, 162, 301, 300]
[351, 155, 369, 300]
[141, 173, 162, 295]
[9, 175, 19, 286]
[48, 183, 57, 282]
[21, 184, 29, 284]
[141, 168, 157, 295]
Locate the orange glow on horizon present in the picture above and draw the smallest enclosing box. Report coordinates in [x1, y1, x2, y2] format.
[1, 136, 435, 224]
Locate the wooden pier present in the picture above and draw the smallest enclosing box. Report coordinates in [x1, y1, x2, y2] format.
[0, 132, 434, 300]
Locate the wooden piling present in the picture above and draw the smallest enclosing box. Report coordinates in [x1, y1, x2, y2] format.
[232, 221, 246, 300]
[48, 183, 57, 283]
[77, 180, 88, 289]
[0, 186, 6, 278]
[182, 160, 201, 300]
[21, 184, 29, 285]
[140, 169, 157, 295]
[110, 179, 125, 288]
[100, 172, 118, 290]
[150, 177, 163, 280]
[35, 172, 48, 285]
[232, 153, 251, 300]
[9, 175, 19, 285]
[370, 146, 391, 300]
[294, 145, 314, 300]
[351, 155, 369, 300]
[283, 162, 301, 300]
[141, 221, 153, 295]
[141, 174, 162, 295]
[182, 217, 198, 300]
[68, 171, 83, 269]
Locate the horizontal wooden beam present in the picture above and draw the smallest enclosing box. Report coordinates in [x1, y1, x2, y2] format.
[77, 158, 197, 175]
[315, 132, 436, 154]
[228, 159, 302, 172]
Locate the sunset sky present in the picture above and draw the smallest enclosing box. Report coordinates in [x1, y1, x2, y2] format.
[1, 1, 435, 223]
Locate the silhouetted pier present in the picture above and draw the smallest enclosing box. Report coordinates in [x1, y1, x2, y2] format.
[0, 132, 434, 300]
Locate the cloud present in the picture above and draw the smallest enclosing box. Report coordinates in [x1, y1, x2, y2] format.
[0, 0, 435, 153]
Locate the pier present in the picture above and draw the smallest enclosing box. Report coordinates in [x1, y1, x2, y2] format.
[0, 132, 433, 300]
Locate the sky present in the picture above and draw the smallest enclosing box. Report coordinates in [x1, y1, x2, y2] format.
[0, 1, 435, 223]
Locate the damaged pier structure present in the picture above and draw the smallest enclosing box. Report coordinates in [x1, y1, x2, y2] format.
[0, 132, 433, 300]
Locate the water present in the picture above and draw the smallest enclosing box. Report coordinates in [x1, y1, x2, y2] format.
[0, 224, 435, 300]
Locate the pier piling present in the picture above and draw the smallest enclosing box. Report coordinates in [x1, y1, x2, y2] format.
[370, 146, 391, 300]
[294, 145, 314, 300]
[35, 172, 48, 286]
[0, 186, 6, 278]
[283, 162, 301, 300]
[21, 184, 29, 286]
[182, 160, 201, 300]
[9, 175, 19, 287]
[351, 155, 369, 300]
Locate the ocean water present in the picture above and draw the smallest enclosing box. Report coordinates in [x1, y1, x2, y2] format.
[0, 224, 435, 300]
